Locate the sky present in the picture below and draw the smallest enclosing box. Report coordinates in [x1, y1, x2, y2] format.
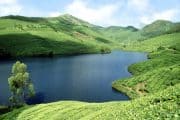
[0, 0, 179, 27]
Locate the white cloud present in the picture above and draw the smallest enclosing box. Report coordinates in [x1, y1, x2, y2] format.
[0, 0, 16, 4]
[128, 0, 150, 11]
[140, 9, 179, 24]
[49, 0, 120, 26]
[0, 0, 177, 28]
[0, 0, 22, 16]
[49, 12, 62, 17]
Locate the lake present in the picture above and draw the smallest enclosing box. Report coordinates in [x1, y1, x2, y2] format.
[0, 51, 147, 105]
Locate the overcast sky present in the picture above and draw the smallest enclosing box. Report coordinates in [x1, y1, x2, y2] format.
[0, 0, 179, 27]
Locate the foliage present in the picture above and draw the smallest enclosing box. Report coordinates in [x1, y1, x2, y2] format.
[0, 15, 113, 57]
[0, 15, 179, 57]
[1, 31, 179, 120]
[0, 14, 179, 119]
[112, 33, 180, 98]
[141, 20, 180, 38]
[8, 61, 35, 107]
[0, 84, 179, 120]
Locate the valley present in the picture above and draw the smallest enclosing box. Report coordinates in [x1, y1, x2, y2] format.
[0, 14, 179, 120]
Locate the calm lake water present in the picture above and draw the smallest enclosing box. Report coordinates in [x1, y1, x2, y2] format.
[0, 51, 147, 105]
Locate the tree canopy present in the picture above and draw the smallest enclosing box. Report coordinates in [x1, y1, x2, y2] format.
[8, 61, 35, 107]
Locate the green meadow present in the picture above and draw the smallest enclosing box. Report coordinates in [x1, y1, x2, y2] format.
[0, 15, 180, 119]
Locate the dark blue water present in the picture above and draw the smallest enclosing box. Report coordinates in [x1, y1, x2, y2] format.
[0, 51, 147, 105]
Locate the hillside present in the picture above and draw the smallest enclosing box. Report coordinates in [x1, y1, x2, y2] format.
[97, 20, 180, 43]
[0, 33, 101, 57]
[120, 32, 180, 51]
[0, 83, 179, 120]
[96, 26, 140, 43]
[113, 33, 180, 98]
[141, 20, 180, 38]
[0, 14, 112, 57]
[0, 15, 180, 57]
[0, 15, 180, 119]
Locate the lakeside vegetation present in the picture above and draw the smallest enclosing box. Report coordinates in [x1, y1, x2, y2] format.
[8, 61, 35, 107]
[1, 84, 179, 119]
[112, 33, 180, 99]
[0, 15, 179, 119]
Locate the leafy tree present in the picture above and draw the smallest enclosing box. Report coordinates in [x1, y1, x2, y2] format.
[8, 61, 35, 107]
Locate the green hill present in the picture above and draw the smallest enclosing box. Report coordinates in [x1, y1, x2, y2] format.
[120, 32, 180, 51]
[113, 33, 180, 98]
[1, 15, 179, 57]
[0, 33, 102, 57]
[1, 83, 179, 119]
[96, 20, 180, 44]
[141, 20, 180, 38]
[0, 14, 112, 57]
[96, 26, 140, 43]
[0, 14, 180, 119]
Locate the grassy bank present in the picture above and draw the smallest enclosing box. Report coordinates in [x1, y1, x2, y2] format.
[1, 32, 180, 120]
[1, 83, 179, 120]
[0, 15, 179, 119]
[112, 33, 180, 99]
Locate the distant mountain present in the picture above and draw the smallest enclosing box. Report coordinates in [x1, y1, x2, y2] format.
[97, 20, 180, 42]
[0, 14, 179, 56]
[125, 26, 139, 31]
[96, 26, 140, 43]
[141, 20, 180, 38]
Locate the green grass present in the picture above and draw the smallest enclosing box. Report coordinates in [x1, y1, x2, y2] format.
[1, 83, 179, 120]
[0, 15, 112, 57]
[0, 15, 179, 57]
[0, 106, 10, 115]
[141, 20, 180, 38]
[1, 31, 180, 119]
[0, 15, 180, 119]
[112, 33, 180, 99]
[0, 33, 105, 57]
[120, 33, 180, 52]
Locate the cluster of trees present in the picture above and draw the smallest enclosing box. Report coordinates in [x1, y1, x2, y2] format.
[100, 47, 111, 54]
[8, 61, 35, 107]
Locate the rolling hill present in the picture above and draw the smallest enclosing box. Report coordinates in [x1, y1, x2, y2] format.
[1, 43, 179, 119]
[0, 14, 112, 57]
[0, 14, 180, 57]
[0, 14, 180, 119]
[1, 83, 179, 120]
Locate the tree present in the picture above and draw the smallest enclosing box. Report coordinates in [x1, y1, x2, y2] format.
[8, 61, 35, 107]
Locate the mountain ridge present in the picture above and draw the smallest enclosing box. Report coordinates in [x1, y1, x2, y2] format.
[2, 14, 179, 30]
[0, 14, 179, 56]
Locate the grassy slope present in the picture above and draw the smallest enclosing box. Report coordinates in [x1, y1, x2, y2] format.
[0, 15, 180, 119]
[0, 33, 102, 57]
[120, 33, 180, 52]
[0, 15, 112, 57]
[1, 32, 180, 120]
[112, 33, 180, 98]
[1, 15, 179, 57]
[97, 20, 180, 44]
[1, 84, 179, 120]
[96, 26, 141, 43]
